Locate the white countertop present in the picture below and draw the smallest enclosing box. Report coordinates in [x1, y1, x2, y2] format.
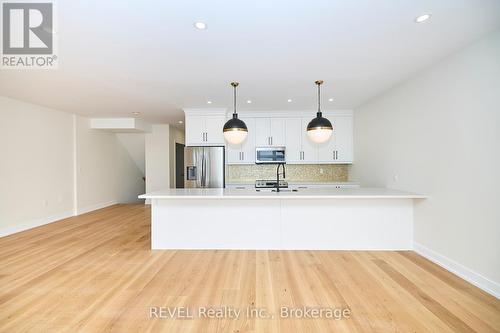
[139, 187, 425, 200]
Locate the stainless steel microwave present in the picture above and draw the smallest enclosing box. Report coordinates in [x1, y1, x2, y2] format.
[255, 147, 286, 164]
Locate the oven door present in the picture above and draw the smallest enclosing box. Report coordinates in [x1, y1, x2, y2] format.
[255, 147, 286, 164]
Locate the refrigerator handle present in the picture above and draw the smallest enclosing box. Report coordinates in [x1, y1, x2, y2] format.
[201, 150, 205, 187]
[204, 150, 209, 187]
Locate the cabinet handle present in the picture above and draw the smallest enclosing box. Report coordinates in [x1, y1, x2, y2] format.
[336, 150, 338, 160]
[242, 152, 244, 160]
[205, 132, 208, 142]
[271, 137, 273, 145]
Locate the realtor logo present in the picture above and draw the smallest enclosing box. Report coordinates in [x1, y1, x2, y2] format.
[1, 1, 57, 69]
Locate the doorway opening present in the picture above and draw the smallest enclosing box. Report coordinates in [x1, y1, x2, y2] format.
[175, 143, 185, 188]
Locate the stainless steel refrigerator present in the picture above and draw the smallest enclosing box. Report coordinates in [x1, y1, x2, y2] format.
[184, 146, 225, 188]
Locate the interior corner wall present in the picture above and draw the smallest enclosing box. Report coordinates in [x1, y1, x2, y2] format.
[75, 116, 145, 214]
[350, 29, 500, 295]
[145, 124, 170, 200]
[169, 126, 185, 188]
[0, 97, 145, 237]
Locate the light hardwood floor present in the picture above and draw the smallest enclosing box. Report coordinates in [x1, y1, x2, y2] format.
[0, 204, 499, 332]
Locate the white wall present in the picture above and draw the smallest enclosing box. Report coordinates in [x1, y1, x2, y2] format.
[169, 126, 185, 188]
[0, 97, 74, 234]
[351, 30, 500, 296]
[0, 97, 145, 236]
[116, 133, 146, 175]
[75, 117, 145, 214]
[145, 125, 170, 195]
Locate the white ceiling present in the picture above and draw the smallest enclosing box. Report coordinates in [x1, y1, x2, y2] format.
[1, 0, 500, 125]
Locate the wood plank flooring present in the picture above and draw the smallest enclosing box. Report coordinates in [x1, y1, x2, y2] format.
[0, 204, 499, 332]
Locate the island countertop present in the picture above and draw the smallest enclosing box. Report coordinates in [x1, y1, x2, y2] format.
[139, 187, 426, 200]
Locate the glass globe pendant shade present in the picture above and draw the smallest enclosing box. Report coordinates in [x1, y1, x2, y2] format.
[307, 112, 333, 143]
[223, 115, 248, 145]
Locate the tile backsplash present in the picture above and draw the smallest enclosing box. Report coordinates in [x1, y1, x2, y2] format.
[227, 164, 348, 183]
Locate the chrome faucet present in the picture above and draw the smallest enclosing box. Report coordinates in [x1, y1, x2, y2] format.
[276, 163, 286, 192]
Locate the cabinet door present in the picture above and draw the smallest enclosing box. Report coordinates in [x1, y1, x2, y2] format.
[317, 118, 337, 163]
[301, 118, 318, 163]
[185, 116, 206, 145]
[226, 143, 242, 163]
[270, 118, 285, 146]
[204, 116, 225, 145]
[285, 118, 302, 163]
[254, 118, 271, 146]
[333, 116, 353, 162]
[240, 118, 255, 163]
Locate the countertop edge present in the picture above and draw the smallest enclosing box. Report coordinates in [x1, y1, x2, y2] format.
[139, 194, 427, 200]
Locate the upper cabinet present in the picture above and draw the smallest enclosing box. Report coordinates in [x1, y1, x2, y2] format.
[285, 118, 318, 164]
[184, 109, 353, 164]
[184, 109, 226, 146]
[317, 115, 353, 163]
[255, 118, 285, 146]
[226, 117, 255, 164]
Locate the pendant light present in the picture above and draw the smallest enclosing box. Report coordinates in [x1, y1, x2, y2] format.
[223, 82, 248, 145]
[307, 80, 333, 143]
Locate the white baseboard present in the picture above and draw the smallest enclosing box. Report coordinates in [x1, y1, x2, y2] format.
[76, 200, 118, 215]
[414, 242, 500, 299]
[0, 201, 118, 238]
[0, 210, 74, 238]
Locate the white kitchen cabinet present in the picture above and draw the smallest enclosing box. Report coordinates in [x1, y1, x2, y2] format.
[254, 118, 270, 146]
[285, 118, 318, 164]
[226, 117, 255, 164]
[301, 118, 318, 162]
[185, 114, 225, 146]
[285, 118, 302, 163]
[204, 116, 225, 144]
[317, 115, 353, 163]
[184, 109, 353, 164]
[334, 116, 353, 162]
[254, 118, 285, 146]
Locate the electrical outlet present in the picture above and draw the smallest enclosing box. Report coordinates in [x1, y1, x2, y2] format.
[319, 168, 324, 174]
[393, 174, 399, 182]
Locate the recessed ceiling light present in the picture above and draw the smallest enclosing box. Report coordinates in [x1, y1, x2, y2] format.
[415, 14, 431, 23]
[178, 120, 183, 124]
[328, 98, 333, 102]
[287, 99, 292, 103]
[246, 100, 252, 104]
[194, 22, 207, 30]
[132, 112, 140, 115]
[207, 100, 212, 104]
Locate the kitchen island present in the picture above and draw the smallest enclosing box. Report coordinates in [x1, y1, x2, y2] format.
[139, 188, 425, 250]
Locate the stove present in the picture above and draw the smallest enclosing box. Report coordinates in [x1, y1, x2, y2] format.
[255, 179, 288, 191]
